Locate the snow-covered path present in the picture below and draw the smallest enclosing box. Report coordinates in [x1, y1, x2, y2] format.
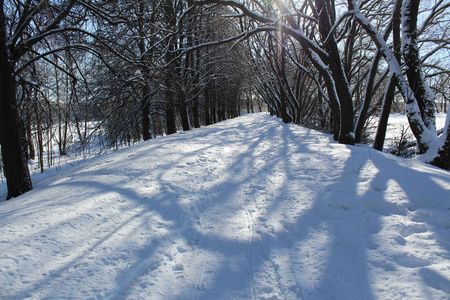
[1, 114, 450, 299]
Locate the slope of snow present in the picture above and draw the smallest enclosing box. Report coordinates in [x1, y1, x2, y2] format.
[0, 113, 449, 299]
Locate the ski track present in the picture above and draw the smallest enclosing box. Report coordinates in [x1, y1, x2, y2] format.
[1, 113, 450, 299]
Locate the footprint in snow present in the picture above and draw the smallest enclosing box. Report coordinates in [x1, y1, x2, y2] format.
[395, 253, 431, 268]
[399, 223, 428, 237]
[420, 268, 450, 293]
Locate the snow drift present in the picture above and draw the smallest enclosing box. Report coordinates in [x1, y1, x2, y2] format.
[1, 113, 449, 299]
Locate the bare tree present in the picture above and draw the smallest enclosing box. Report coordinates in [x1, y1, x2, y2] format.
[194, 0, 450, 169]
[348, 0, 450, 169]
[0, 0, 86, 199]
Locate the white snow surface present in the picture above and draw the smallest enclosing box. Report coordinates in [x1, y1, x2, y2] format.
[1, 113, 449, 300]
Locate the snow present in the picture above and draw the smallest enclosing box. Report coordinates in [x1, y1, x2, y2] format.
[369, 112, 447, 149]
[350, 0, 439, 150]
[1, 113, 449, 299]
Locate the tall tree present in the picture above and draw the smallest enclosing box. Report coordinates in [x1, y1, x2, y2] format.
[0, 2, 32, 199]
[349, 0, 450, 169]
[194, 0, 450, 169]
[0, 0, 83, 199]
[194, 0, 357, 144]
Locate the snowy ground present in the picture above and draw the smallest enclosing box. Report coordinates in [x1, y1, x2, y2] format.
[366, 112, 447, 152]
[1, 113, 449, 299]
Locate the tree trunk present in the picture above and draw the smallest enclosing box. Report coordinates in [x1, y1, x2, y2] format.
[204, 88, 211, 126]
[373, 76, 396, 151]
[354, 52, 382, 143]
[350, 0, 437, 155]
[373, 0, 402, 151]
[0, 10, 32, 199]
[25, 110, 35, 160]
[402, 0, 436, 136]
[164, 54, 177, 135]
[431, 141, 450, 170]
[165, 98, 177, 135]
[211, 92, 217, 124]
[142, 83, 152, 140]
[315, 0, 354, 145]
[137, 1, 153, 141]
[165, 67, 177, 134]
[217, 102, 223, 122]
[162, 0, 178, 135]
[179, 93, 190, 131]
[430, 111, 450, 170]
[277, 34, 292, 124]
[193, 96, 200, 128]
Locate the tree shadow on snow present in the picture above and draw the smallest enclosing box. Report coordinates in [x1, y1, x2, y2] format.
[4, 115, 449, 299]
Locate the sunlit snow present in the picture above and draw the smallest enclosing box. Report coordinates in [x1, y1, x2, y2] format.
[1, 113, 449, 299]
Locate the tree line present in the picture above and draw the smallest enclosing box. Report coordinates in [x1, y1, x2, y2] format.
[195, 0, 449, 166]
[0, 0, 449, 200]
[0, 0, 258, 199]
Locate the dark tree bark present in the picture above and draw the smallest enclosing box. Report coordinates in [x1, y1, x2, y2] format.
[373, 0, 402, 151]
[0, 23, 33, 199]
[430, 126, 450, 170]
[137, 1, 153, 141]
[165, 56, 177, 131]
[25, 110, 36, 160]
[179, 93, 191, 131]
[165, 91, 178, 135]
[193, 96, 201, 128]
[142, 83, 152, 140]
[211, 93, 217, 124]
[373, 77, 397, 151]
[277, 35, 292, 124]
[162, 0, 181, 135]
[315, 0, 354, 145]
[402, 0, 436, 136]
[204, 88, 212, 126]
[0, 0, 79, 199]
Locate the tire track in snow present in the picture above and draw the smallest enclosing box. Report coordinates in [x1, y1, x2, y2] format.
[235, 121, 298, 300]
[192, 154, 225, 298]
[244, 204, 257, 300]
[244, 123, 306, 300]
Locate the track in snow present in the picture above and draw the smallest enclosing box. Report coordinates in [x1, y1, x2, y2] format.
[1, 113, 450, 300]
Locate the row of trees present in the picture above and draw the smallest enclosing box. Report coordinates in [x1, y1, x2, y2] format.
[194, 0, 449, 165]
[1, 0, 449, 200]
[1, 0, 259, 199]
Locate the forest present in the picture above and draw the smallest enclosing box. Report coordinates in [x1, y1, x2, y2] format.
[1, 0, 449, 200]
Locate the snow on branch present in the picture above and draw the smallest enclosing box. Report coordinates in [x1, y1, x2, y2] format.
[347, 0, 438, 151]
